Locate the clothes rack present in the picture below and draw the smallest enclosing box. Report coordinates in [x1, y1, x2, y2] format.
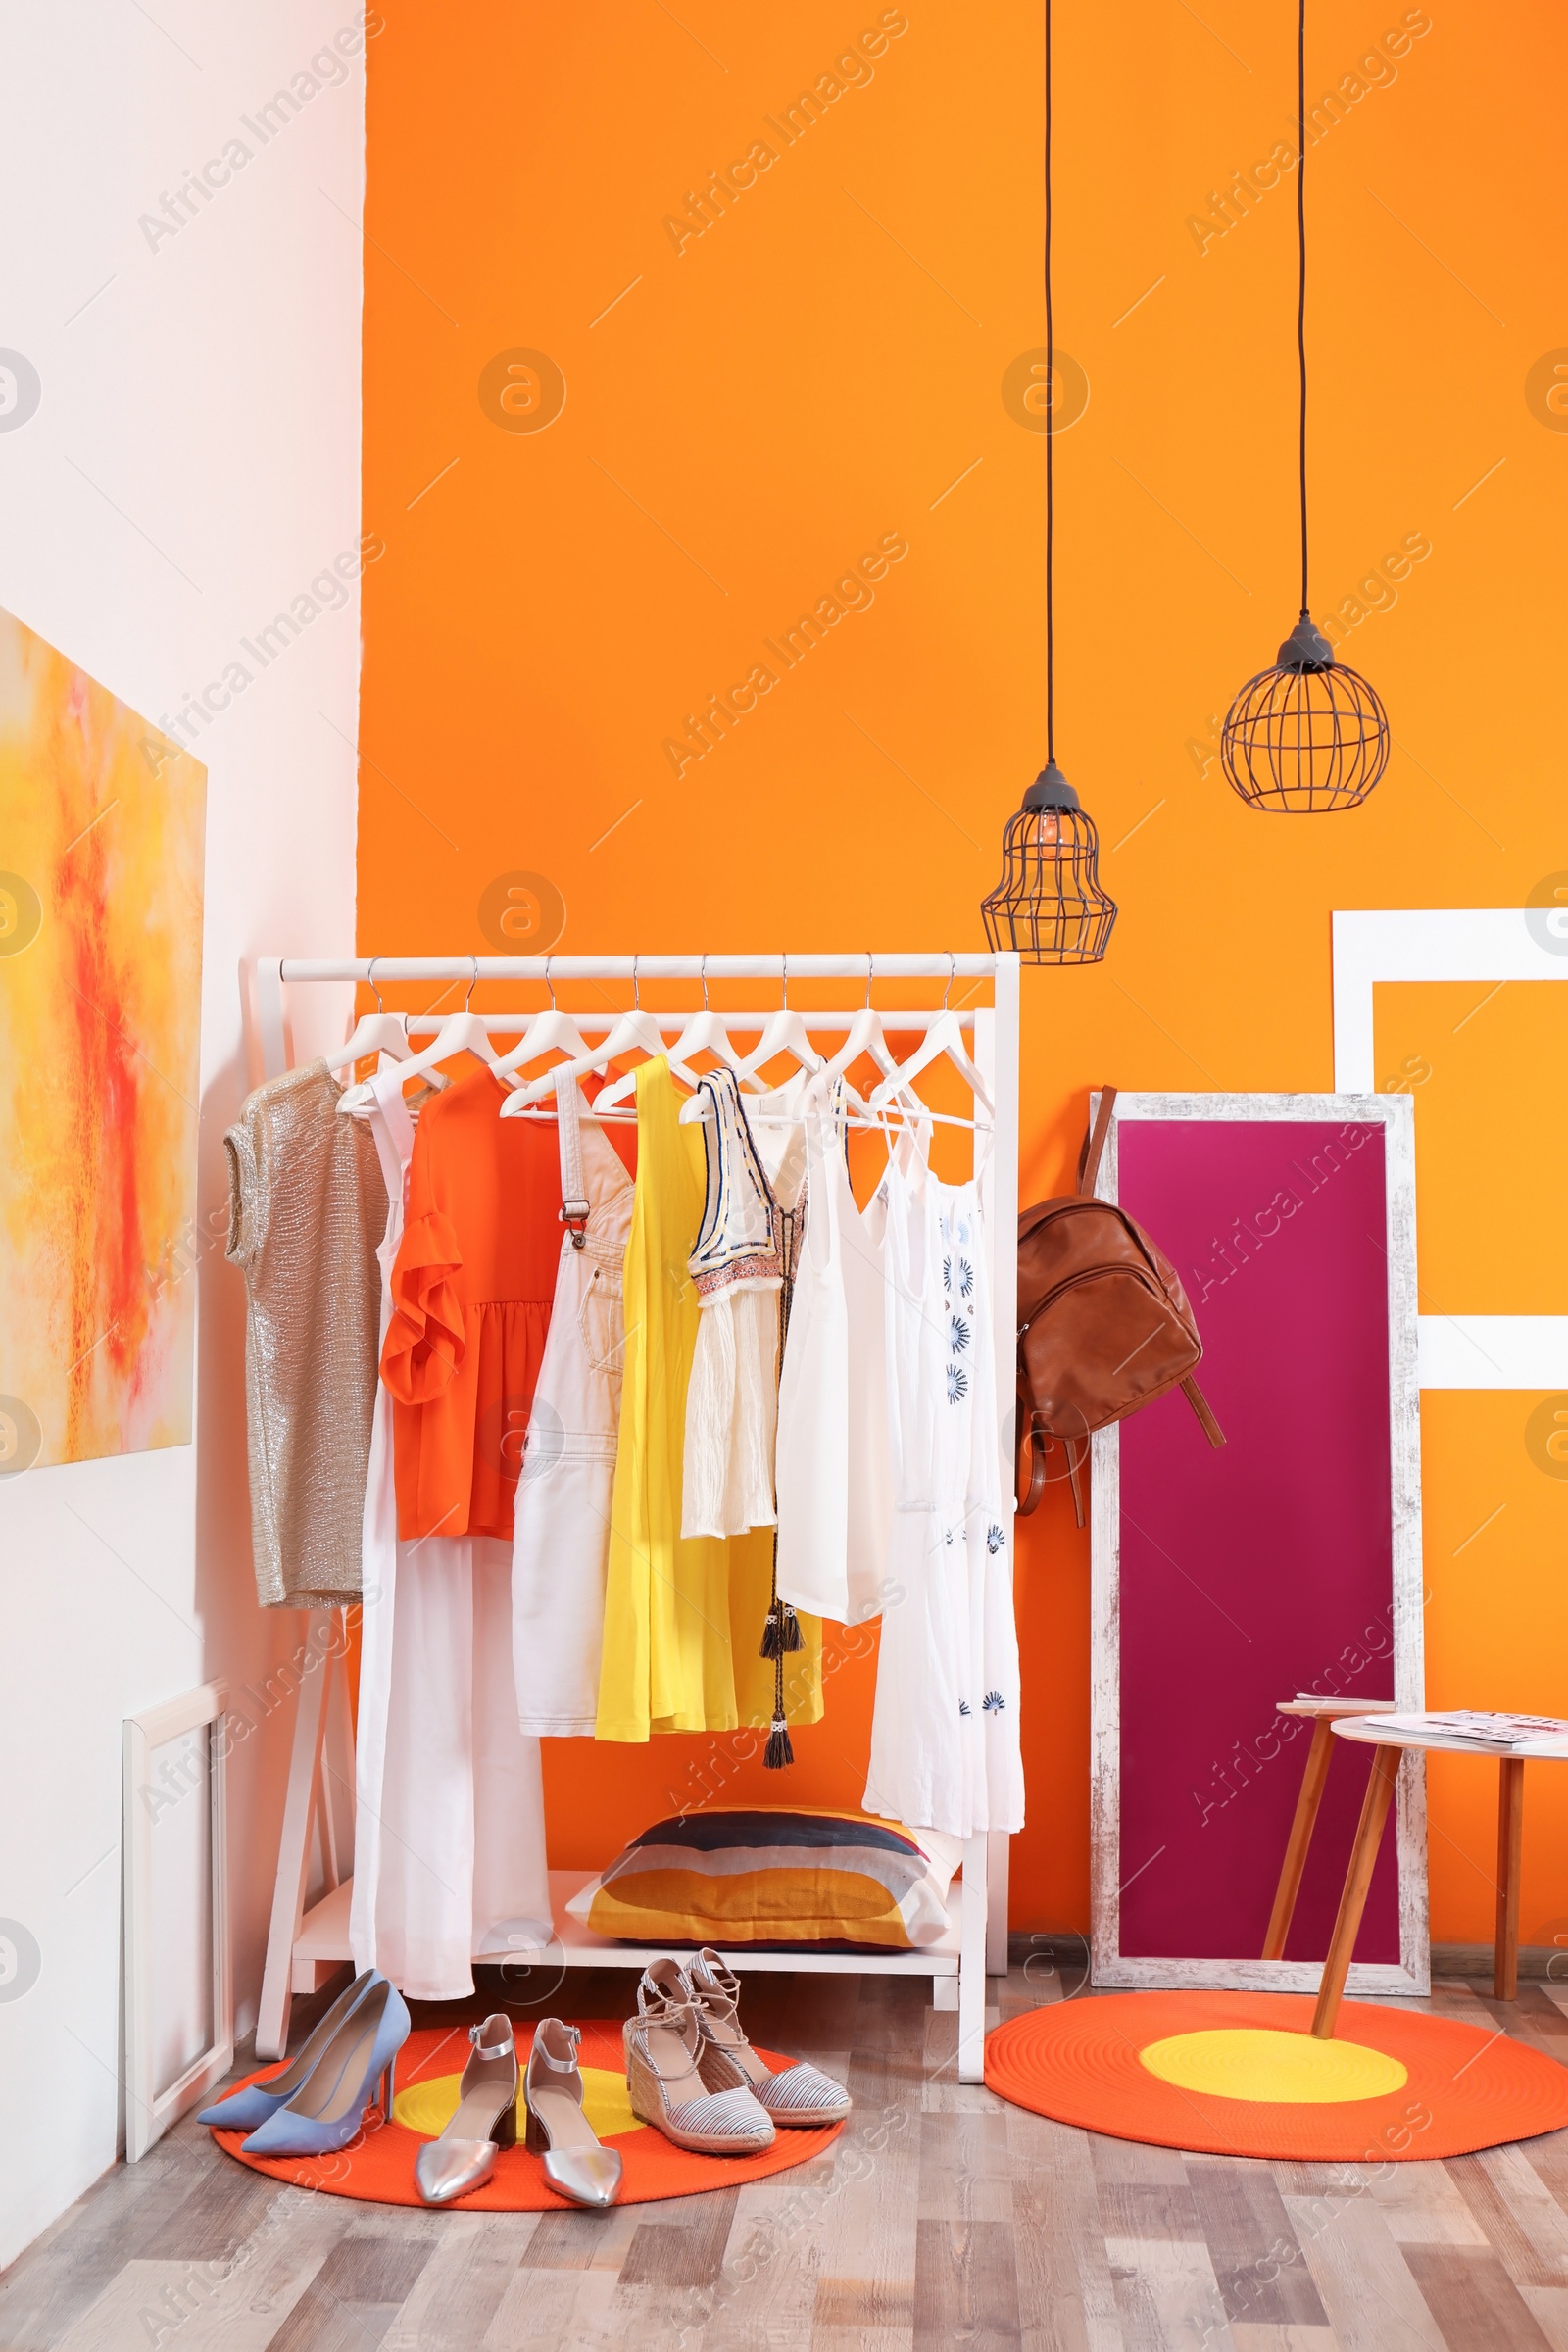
[249, 952, 1019, 2084]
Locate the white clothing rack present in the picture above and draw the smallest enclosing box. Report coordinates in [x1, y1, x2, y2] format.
[397, 1010, 975, 1033]
[250, 953, 1019, 2082]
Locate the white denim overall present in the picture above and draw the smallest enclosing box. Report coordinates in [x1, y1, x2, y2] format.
[511, 1070, 636, 1735]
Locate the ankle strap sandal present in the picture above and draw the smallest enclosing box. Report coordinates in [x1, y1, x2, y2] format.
[687, 1947, 852, 2128]
[414, 2010, 518, 2207]
[523, 2019, 622, 2209]
[622, 1961, 775, 2155]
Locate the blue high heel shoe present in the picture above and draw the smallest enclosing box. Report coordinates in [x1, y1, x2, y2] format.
[198, 1969, 376, 2132]
[240, 1976, 410, 2159]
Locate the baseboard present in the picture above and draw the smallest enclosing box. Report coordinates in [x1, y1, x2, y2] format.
[1007, 1932, 1089, 1967]
[1005, 1935, 1566, 1985]
[1431, 1942, 1564, 1983]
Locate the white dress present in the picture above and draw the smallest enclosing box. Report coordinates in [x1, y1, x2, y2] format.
[775, 1076, 894, 1626]
[862, 1131, 1023, 1838]
[681, 1070, 807, 1540]
[350, 1062, 552, 2000]
[511, 1072, 635, 1735]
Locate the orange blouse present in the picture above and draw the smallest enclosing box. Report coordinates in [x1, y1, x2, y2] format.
[380, 1064, 562, 1542]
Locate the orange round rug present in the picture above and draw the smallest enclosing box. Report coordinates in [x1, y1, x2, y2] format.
[984, 1991, 1568, 2161]
[211, 2019, 843, 2208]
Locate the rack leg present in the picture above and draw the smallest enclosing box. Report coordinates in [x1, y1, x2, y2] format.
[321, 1627, 357, 1883]
[255, 1623, 332, 2060]
[958, 1834, 989, 2082]
[986, 1829, 1010, 1976]
[253, 956, 290, 1083]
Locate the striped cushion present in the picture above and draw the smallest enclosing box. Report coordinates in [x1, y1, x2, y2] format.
[569, 1809, 954, 1951]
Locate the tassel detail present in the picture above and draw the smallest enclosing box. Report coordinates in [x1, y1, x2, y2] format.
[763, 1713, 794, 1770]
[759, 1599, 805, 1660]
[760, 1250, 803, 1773]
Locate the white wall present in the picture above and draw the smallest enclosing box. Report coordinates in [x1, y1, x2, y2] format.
[0, 0, 368, 2267]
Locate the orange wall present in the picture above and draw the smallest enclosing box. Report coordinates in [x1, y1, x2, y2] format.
[359, 0, 1568, 1939]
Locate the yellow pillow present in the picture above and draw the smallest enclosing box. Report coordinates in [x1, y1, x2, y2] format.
[567, 1808, 955, 1951]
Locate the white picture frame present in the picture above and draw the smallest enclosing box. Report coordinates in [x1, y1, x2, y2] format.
[1088, 1091, 1429, 1995]
[1335, 906, 1568, 1387]
[123, 1680, 232, 2161]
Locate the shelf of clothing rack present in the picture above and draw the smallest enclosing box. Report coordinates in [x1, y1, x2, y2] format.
[248, 952, 1019, 2083]
[288, 1871, 967, 2005]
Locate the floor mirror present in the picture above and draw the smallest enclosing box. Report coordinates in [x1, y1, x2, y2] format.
[1088, 1092, 1427, 1994]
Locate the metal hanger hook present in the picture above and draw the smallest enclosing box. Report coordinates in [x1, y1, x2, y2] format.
[701, 952, 710, 1010]
[368, 956, 384, 1014]
[944, 951, 956, 1010]
[632, 954, 640, 1010]
[781, 951, 789, 1008]
[865, 952, 874, 1008]
[465, 954, 478, 1010]
[544, 953, 557, 1009]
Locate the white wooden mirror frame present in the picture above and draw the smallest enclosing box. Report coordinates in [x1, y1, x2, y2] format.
[1087, 1090, 1428, 1994]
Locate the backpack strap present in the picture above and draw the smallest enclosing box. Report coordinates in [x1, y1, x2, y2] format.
[1077, 1086, 1118, 1197]
[1180, 1373, 1226, 1448]
[1015, 1369, 1092, 1524]
[1016, 1372, 1048, 1516]
[1063, 1434, 1086, 1530]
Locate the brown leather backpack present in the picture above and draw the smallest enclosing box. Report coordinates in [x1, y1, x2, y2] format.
[1016, 1087, 1224, 1521]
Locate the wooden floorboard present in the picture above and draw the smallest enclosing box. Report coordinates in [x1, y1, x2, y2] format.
[1403, 2244, 1556, 2351]
[10, 1964, 1568, 2350]
[1186, 2159, 1331, 2330]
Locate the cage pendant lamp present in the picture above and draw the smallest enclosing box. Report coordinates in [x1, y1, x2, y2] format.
[982, 0, 1115, 964]
[1220, 0, 1389, 813]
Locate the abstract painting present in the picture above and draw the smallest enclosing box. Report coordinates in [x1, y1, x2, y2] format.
[0, 608, 206, 1470]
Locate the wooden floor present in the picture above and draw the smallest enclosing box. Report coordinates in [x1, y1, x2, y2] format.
[8, 1958, 1568, 2350]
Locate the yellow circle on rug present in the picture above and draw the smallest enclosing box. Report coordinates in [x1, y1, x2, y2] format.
[393, 2067, 645, 2142]
[1139, 2027, 1407, 2104]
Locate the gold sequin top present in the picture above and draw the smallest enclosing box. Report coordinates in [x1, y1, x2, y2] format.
[224, 1061, 389, 1607]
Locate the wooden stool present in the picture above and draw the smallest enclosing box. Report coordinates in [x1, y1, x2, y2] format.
[1312, 1714, 1563, 2038]
[1261, 1698, 1398, 1962]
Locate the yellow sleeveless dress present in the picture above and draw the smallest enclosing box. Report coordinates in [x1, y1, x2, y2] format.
[596, 1056, 821, 1740]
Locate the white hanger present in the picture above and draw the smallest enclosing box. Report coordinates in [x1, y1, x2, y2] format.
[338, 956, 514, 1113]
[501, 958, 699, 1117]
[492, 956, 594, 1081]
[820, 953, 900, 1111]
[866, 956, 994, 1116]
[596, 955, 743, 1111]
[731, 956, 826, 1089]
[322, 960, 414, 1075]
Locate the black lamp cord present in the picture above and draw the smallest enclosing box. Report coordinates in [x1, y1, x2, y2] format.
[1297, 0, 1309, 618]
[1044, 0, 1054, 761]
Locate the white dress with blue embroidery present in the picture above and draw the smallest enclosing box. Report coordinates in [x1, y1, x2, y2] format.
[861, 1130, 1023, 1838]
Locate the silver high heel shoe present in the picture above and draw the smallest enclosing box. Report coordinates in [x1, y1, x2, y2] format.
[414, 2014, 518, 2205]
[524, 2020, 623, 2208]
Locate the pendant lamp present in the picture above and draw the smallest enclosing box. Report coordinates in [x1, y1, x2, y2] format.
[1219, 0, 1389, 812]
[982, 0, 1116, 964]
